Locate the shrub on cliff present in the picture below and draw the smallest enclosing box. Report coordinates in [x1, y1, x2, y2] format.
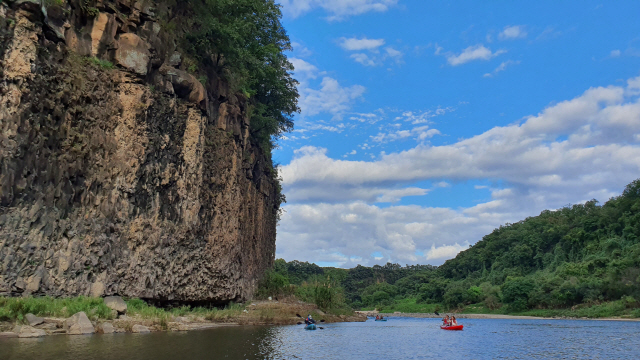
[181, 0, 299, 150]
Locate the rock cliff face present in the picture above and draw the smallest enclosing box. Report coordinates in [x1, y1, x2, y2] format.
[0, 0, 279, 304]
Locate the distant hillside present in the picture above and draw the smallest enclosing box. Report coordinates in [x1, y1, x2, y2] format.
[267, 178, 640, 316]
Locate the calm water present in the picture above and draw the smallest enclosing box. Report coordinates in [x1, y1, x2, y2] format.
[2, 317, 639, 359]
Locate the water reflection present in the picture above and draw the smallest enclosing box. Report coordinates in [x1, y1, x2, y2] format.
[2, 318, 639, 360]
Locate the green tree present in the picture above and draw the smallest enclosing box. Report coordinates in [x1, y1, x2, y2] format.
[184, 0, 299, 151]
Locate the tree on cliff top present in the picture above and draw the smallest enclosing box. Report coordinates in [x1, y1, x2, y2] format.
[183, 0, 299, 151]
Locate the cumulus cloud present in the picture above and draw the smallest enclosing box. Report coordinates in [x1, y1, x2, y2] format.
[350, 53, 378, 66]
[446, 45, 506, 66]
[339, 38, 404, 67]
[426, 243, 469, 261]
[299, 77, 366, 118]
[277, 76, 640, 266]
[371, 125, 441, 143]
[498, 25, 527, 40]
[276, 201, 508, 267]
[483, 60, 520, 77]
[339, 37, 385, 51]
[290, 58, 319, 79]
[279, 0, 398, 21]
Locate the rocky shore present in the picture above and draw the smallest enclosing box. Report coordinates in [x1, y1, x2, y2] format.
[0, 297, 366, 339]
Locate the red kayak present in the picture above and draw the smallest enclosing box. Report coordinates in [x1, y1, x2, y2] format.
[440, 325, 463, 330]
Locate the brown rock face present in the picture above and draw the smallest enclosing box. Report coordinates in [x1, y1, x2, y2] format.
[114, 33, 150, 75]
[0, 1, 279, 304]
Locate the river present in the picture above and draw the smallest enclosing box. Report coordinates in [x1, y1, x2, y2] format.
[2, 317, 639, 359]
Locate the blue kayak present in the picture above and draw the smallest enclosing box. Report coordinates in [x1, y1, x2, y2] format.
[375, 319, 387, 321]
[304, 324, 317, 330]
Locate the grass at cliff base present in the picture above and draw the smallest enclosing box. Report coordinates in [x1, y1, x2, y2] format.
[0, 296, 364, 331]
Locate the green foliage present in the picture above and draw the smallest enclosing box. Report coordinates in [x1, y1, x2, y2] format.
[255, 269, 294, 299]
[181, 0, 299, 151]
[44, 0, 64, 8]
[87, 57, 115, 70]
[0, 296, 114, 321]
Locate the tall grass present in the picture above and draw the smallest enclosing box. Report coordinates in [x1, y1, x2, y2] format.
[0, 296, 113, 322]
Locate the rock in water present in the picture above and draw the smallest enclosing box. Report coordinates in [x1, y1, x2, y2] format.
[132, 325, 150, 333]
[64, 312, 95, 335]
[104, 296, 127, 314]
[14, 326, 47, 338]
[97, 323, 115, 334]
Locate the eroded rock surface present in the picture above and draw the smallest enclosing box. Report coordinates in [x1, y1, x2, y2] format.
[0, 0, 278, 304]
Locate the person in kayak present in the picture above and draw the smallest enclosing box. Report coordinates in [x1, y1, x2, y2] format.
[451, 316, 458, 326]
[375, 315, 380, 320]
[305, 315, 316, 325]
[442, 315, 450, 326]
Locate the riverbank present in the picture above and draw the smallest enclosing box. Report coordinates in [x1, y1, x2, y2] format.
[0, 296, 365, 338]
[356, 311, 640, 321]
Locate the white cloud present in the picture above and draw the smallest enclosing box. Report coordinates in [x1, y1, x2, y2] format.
[426, 243, 469, 261]
[339, 37, 385, 51]
[372, 125, 441, 143]
[446, 45, 506, 66]
[610, 49, 621, 58]
[291, 42, 313, 57]
[385, 47, 404, 63]
[299, 77, 366, 118]
[350, 53, 378, 66]
[290, 58, 319, 79]
[483, 60, 521, 77]
[276, 201, 503, 267]
[498, 25, 527, 40]
[279, 0, 398, 21]
[339, 38, 404, 67]
[277, 76, 640, 266]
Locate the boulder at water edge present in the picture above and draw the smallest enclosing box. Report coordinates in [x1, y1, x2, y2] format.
[131, 325, 150, 333]
[64, 312, 95, 335]
[97, 323, 115, 334]
[14, 325, 46, 338]
[25, 313, 44, 326]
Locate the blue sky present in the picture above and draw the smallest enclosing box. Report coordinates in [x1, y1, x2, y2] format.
[272, 0, 640, 267]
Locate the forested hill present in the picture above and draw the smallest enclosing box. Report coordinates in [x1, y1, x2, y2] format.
[265, 178, 640, 317]
[431, 178, 640, 311]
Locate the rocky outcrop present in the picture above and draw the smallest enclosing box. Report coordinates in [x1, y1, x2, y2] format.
[0, 0, 279, 304]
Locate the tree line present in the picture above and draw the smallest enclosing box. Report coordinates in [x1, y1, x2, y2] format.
[259, 179, 640, 316]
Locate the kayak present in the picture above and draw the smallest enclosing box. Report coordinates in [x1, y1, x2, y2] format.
[440, 325, 463, 330]
[304, 324, 317, 330]
[375, 319, 387, 321]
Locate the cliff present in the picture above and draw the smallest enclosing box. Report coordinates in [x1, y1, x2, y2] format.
[0, 0, 280, 304]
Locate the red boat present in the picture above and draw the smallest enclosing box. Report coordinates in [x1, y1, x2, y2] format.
[440, 325, 464, 330]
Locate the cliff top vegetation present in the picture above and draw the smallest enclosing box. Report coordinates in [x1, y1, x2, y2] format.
[160, 0, 299, 154]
